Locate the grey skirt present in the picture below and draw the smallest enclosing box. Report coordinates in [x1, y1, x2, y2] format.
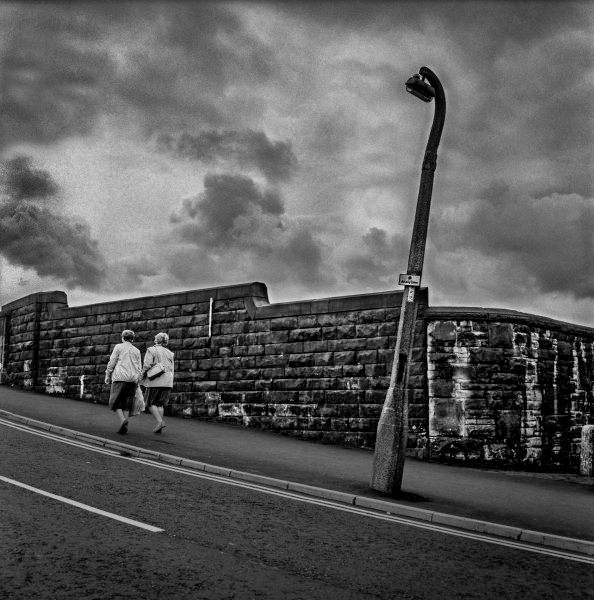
[144, 387, 171, 408]
[109, 381, 136, 412]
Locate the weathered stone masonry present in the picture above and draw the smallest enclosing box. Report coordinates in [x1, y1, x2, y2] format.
[0, 283, 592, 472]
[425, 308, 593, 471]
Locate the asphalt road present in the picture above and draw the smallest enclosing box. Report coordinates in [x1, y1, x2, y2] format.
[1, 388, 592, 544]
[2, 422, 592, 600]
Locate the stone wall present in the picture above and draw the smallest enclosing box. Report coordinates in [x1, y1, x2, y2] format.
[0, 283, 428, 452]
[1, 284, 592, 471]
[425, 307, 593, 471]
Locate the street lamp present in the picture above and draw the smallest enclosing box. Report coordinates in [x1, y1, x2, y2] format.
[371, 66, 446, 495]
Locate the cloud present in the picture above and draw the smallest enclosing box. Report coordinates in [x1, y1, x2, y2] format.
[433, 182, 594, 299]
[167, 172, 329, 288]
[0, 5, 114, 149]
[0, 156, 107, 289]
[171, 173, 285, 247]
[342, 227, 409, 287]
[0, 3, 276, 148]
[0, 156, 59, 201]
[157, 130, 297, 182]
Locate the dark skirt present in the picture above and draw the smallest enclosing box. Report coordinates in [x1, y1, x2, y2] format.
[109, 381, 137, 412]
[144, 387, 171, 408]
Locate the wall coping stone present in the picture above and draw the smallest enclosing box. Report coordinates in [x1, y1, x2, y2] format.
[425, 306, 593, 336]
[1, 283, 269, 319]
[0, 291, 68, 316]
[254, 288, 429, 319]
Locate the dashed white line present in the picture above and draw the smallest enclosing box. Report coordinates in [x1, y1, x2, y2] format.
[0, 475, 164, 533]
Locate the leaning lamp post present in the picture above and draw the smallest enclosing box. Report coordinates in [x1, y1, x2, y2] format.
[371, 67, 446, 495]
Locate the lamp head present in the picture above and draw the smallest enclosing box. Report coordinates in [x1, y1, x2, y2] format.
[405, 73, 435, 102]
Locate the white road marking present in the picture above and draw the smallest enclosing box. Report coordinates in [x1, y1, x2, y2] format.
[2, 418, 592, 564]
[0, 474, 164, 532]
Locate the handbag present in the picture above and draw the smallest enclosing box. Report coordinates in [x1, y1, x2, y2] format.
[147, 361, 165, 380]
[130, 387, 145, 416]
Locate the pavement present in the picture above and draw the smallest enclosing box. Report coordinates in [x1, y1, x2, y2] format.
[1, 386, 593, 557]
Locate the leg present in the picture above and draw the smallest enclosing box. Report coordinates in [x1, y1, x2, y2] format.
[115, 408, 128, 434]
[150, 404, 166, 433]
[149, 404, 161, 424]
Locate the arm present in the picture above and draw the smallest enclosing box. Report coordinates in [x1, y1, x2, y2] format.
[141, 347, 154, 379]
[105, 345, 120, 384]
[134, 350, 143, 384]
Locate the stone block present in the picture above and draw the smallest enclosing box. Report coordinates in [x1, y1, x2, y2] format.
[364, 364, 386, 377]
[251, 374, 273, 389]
[272, 378, 307, 391]
[355, 324, 378, 338]
[344, 364, 366, 377]
[303, 341, 329, 353]
[297, 315, 320, 328]
[357, 350, 377, 364]
[366, 336, 391, 350]
[348, 417, 374, 431]
[313, 352, 334, 366]
[334, 350, 356, 365]
[430, 321, 457, 341]
[327, 338, 362, 351]
[288, 353, 315, 367]
[269, 316, 298, 331]
[306, 377, 339, 390]
[358, 308, 387, 324]
[430, 398, 463, 436]
[336, 325, 357, 339]
[378, 322, 397, 336]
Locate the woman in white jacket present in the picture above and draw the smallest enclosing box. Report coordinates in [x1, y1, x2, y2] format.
[105, 329, 142, 434]
[141, 332, 175, 434]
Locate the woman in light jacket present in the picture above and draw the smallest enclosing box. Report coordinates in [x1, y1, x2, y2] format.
[105, 329, 142, 434]
[141, 332, 174, 434]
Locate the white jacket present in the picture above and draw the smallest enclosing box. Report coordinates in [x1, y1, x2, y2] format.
[106, 341, 142, 383]
[142, 344, 175, 388]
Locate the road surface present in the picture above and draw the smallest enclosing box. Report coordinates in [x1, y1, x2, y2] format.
[1, 420, 592, 599]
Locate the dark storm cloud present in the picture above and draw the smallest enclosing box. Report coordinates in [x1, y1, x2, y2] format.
[453, 29, 593, 197]
[171, 173, 284, 247]
[0, 5, 114, 149]
[158, 130, 298, 183]
[0, 3, 276, 147]
[435, 182, 594, 299]
[0, 157, 106, 288]
[276, 1, 588, 42]
[168, 172, 328, 286]
[1, 156, 59, 201]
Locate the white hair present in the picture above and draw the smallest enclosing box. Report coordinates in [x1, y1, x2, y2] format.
[155, 332, 169, 346]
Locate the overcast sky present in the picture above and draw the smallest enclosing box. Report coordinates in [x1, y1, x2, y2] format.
[0, 1, 592, 327]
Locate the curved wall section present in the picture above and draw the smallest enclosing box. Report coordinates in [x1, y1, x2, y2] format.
[425, 307, 593, 471]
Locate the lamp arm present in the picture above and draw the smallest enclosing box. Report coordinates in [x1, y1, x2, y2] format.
[419, 66, 446, 159]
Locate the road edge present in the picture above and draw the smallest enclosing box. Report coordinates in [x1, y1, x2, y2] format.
[2, 409, 593, 558]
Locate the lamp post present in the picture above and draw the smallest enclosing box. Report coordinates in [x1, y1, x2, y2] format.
[371, 66, 446, 495]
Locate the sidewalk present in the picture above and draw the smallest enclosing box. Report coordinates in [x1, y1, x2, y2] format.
[1, 386, 592, 554]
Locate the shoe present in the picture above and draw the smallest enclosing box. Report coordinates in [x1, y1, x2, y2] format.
[117, 420, 128, 434]
[153, 421, 166, 434]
